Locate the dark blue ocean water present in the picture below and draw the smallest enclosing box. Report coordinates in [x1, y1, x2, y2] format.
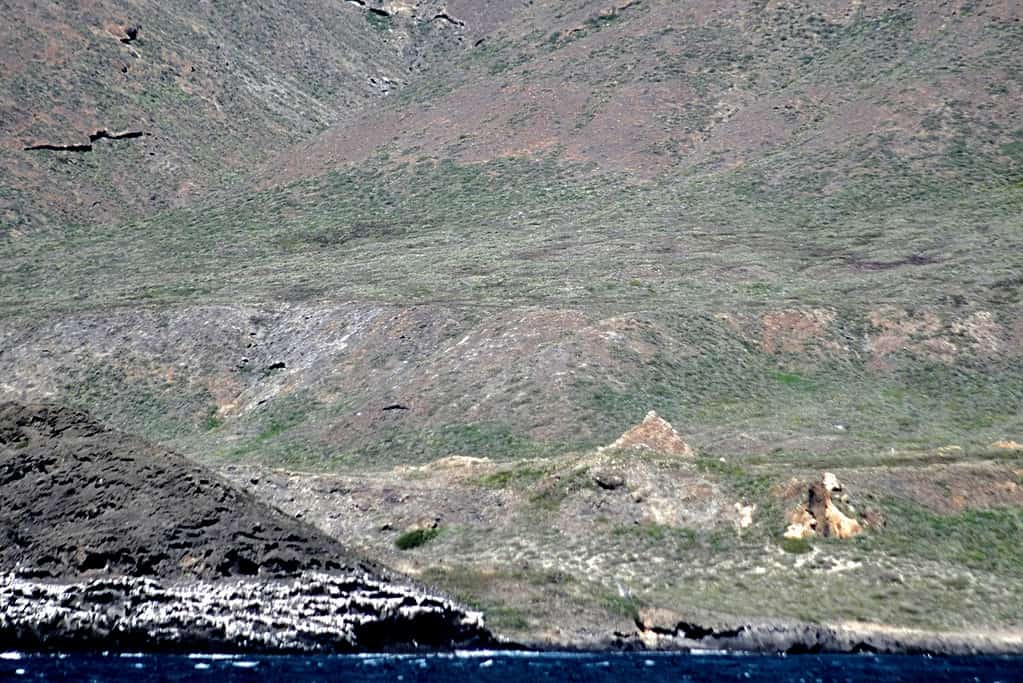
[2, 651, 1021, 682]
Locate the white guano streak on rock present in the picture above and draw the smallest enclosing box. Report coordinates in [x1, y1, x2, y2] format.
[0, 571, 486, 652]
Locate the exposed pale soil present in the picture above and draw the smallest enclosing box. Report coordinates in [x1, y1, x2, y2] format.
[215, 420, 1023, 651]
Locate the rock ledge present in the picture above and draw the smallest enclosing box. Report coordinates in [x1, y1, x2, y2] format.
[0, 571, 492, 653]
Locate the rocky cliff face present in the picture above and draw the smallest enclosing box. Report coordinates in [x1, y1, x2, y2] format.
[0, 402, 492, 651]
[0, 572, 488, 653]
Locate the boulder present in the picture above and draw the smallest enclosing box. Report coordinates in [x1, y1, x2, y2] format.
[593, 470, 626, 490]
[821, 472, 842, 492]
[734, 503, 756, 530]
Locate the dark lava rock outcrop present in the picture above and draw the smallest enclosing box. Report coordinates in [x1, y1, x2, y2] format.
[1, 572, 487, 653]
[0, 402, 361, 580]
[0, 402, 492, 651]
[634, 608, 1023, 656]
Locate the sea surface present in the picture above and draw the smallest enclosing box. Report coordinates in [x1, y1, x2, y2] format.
[2, 650, 1021, 682]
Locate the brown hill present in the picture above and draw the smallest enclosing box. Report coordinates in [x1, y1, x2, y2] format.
[0, 400, 373, 579]
[0, 0, 466, 232]
[266, 0, 1023, 192]
[2, 1, 1023, 651]
[7, 1, 1021, 233]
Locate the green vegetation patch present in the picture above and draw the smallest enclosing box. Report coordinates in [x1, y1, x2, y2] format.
[528, 467, 594, 511]
[395, 527, 441, 550]
[60, 358, 216, 442]
[771, 370, 816, 391]
[855, 503, 1023, 577]
[600, 591, 644, 621]
[477, 465, 550, 489]
[780, 537, 813, 554]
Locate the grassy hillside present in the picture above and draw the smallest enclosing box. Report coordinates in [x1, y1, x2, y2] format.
[1, 0, 1021, 644]
[2, 153, 1020, 468]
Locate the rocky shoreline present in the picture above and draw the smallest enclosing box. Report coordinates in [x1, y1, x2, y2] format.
[5, 567, 1019, 656]
[620, 609, 1023, 656]
[0, 571, 492, 653]
[0, 402, 493, 653]
[4, 403, 1022, 657]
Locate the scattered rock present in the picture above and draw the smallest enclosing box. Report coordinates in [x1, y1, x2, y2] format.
[432, 13, 464, 27]
[784, 506, 815, 540]
[120, 24, 141, 44]
[410, 517, 440, 531]
[734, 503, 756, 531]
[593, 470, 626, 490]
[601, 411, 694, 457]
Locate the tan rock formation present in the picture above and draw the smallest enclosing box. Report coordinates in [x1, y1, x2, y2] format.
[637, 606, 685, 633]
[809, 482, 862, 539]
[603, 410, 695, 457]
[992, 440, 1023, 451]
[824, 501, 863, 539]
[786, 476, 865, 540]
[784, 505, 815, 540]
[821, 472, 842, 492]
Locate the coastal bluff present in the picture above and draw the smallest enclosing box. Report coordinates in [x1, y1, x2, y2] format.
[0, 402, 492, 652]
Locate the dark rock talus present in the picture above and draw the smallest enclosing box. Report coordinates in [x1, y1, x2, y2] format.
[0, 402, 492, 651]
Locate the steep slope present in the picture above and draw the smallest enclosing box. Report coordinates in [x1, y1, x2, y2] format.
[268, 0, 1023, 188]
[2, 0, 1023, 652]
[0, 400, 369, 579]
[2, 299, 1020, 472]
[0, 401, 492, 651]
[0, 0, 1020, 512]
[0, 0, 469, 232]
